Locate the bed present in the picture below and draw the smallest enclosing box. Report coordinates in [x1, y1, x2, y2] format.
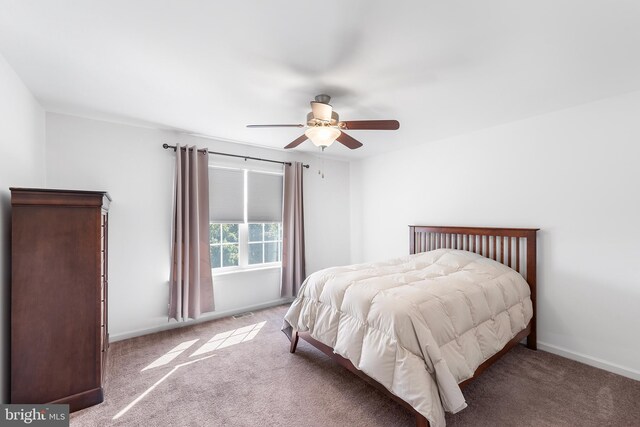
[283, 225, 538, 427]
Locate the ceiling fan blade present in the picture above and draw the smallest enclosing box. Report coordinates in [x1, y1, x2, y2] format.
[336, 132, 363, 149]
[340, 120, 400, 130]
[284, 134, 308, 149]
[247, 124, 304, 128]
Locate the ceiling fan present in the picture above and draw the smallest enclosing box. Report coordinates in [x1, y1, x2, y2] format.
[246, 94, 400, 150]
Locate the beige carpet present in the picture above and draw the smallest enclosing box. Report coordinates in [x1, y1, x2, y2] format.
[71, 304, 640, 427]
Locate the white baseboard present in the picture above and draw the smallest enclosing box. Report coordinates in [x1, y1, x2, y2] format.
[538, 341, 640, 381]
[110, 298, 294, 342]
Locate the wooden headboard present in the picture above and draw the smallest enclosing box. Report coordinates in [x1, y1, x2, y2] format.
[409, 225, 539, 348]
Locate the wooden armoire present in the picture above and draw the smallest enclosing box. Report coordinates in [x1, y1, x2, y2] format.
[10, 188, 111, 411]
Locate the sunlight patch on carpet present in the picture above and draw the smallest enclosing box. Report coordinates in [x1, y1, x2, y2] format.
[141, 339, 199, 371]
[114, 355, 216, 420]
[190, 321, 266, 357]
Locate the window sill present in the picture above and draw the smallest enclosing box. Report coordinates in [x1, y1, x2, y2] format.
[212, 263, 281, 277]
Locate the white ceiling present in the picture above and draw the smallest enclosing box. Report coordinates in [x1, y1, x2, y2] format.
[1, 1, 640, 159]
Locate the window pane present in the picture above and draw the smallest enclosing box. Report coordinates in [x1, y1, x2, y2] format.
[265, 242, 279, 263]
[210, 223, 220, 244]
[222, 244, 239, 267]
[210, 245, 221, 269]
[264, 223, 279, 241]
[248, 223, 263, 242]
[248, 243, 263, 265]
[222, 224, 239, 243]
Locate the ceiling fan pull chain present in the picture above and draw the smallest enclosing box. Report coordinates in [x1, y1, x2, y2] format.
[316, 152, 325, 179]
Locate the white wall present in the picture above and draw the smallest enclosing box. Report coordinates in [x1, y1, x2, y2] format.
[0, 54, 45, 403]
[350, 90, 640, 380]
[45, 113, 351, 340]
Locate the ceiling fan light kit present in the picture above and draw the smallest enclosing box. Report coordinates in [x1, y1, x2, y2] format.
[305, 126, 341, 148]
[247, 94, 400, 151]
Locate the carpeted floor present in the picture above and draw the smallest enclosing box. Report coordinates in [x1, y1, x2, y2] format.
[71, 304, 640, 427]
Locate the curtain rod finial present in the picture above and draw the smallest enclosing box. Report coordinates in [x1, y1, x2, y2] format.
[163, 143, 169, 149]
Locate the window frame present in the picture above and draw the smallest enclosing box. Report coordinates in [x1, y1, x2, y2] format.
[209, 166, 284, 274]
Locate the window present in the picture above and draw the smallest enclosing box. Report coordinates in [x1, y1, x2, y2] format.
[209, 166, 283, 271]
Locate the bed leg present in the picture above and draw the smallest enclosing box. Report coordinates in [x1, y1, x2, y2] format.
[527, 317, 537, 350]
[289, 331, 299, 354]
[527, 329, 537, 351]
[282, 325, 299, 353]
[415, 414, 429, 427]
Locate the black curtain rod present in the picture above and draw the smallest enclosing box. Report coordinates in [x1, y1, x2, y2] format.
[162, 143, 309, 168]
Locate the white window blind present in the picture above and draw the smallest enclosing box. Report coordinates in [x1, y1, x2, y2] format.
[209, 167, 244, 223]
[247, 171, 283, 222]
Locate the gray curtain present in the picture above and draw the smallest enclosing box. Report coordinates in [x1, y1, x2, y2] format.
[281, 161, 306, 297]
[169, 144, 214, 320]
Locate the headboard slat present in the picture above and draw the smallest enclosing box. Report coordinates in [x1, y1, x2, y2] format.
[492, 235, 497, 261]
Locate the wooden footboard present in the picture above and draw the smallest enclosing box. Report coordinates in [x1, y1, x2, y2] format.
[287, 225, 539, 427]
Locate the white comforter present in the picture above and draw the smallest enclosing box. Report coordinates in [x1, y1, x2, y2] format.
[283, 249, 533, 427]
